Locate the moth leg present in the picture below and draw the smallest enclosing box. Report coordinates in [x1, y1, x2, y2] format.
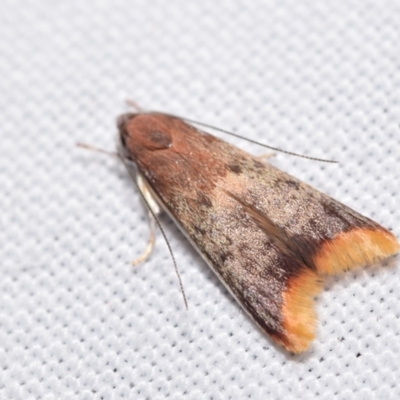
[125, 99, 144, 112]
[132, 174, 161, 266]
[254, 152, 276, 163]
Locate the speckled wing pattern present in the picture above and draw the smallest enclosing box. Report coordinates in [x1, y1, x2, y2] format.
[119, 112, 399, 353]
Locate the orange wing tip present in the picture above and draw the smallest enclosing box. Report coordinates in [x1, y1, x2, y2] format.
[281, 269, 322, 353]
[313, 228, 400, 275]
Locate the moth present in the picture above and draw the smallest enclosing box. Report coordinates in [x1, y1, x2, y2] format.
[116, 111, 399, 353]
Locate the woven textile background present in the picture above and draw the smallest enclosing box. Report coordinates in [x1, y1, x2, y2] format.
[1, 1, 400, 399]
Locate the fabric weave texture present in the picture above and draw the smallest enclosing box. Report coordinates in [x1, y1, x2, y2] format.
[1, 1, 399, 399]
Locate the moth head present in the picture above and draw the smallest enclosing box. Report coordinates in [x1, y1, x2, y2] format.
[117, 112, 174, 160]
[117, 112, 137, 152]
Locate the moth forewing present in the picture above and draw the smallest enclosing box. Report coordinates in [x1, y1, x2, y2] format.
[117, 111, 399, 353]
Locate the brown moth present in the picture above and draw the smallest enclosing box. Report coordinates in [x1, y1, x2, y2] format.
[117, 111, 399, 353]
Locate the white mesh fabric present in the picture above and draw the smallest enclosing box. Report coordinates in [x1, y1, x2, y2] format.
[1, 1, 399, 399]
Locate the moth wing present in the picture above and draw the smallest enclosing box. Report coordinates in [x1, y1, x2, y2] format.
[120, 113, 399, 353]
